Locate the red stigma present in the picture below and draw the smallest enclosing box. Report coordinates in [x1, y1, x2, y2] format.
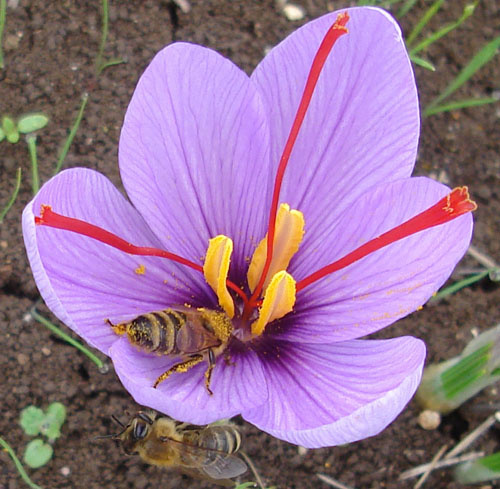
[35, 205, 249, 305]
[248, 12, 350, 309]
[296, 187, 477, 292]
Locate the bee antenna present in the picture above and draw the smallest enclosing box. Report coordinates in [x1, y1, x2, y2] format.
[92, 433, 118, 441]
[111, 414, 125, 428]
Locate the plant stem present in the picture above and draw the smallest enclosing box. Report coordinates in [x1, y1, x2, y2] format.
[30, 306, 106, 370]
[0, 437, 43, 489]
[0, 0, 6, 69]
[0, 167, 22, 223]
[96, 0, 109, 74]
[27, 135, 39, 195]
[54, 93, 89, 175]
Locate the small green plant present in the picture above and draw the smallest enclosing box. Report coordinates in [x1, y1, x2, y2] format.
[95, 0, 125, 74]
[0, 113, 49, 144]
[455, 451, 500, 484]
[19, 402, 66, 468]
[416, 324, 500, 414]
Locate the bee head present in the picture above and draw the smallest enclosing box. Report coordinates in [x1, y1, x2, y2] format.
[118, 411, 155, 455]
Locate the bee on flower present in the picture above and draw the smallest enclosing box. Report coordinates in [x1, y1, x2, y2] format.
[23, 7, 475, 448]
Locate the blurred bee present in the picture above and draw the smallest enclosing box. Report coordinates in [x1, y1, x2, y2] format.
[109, 410, 247, 486]
[106, 307, 233, 394]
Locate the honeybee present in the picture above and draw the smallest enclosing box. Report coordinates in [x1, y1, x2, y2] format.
[111, 410, 247, 486]
[106, 307, 233, 394]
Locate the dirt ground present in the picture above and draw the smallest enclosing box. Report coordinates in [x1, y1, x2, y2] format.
[1, 1, 499, 488]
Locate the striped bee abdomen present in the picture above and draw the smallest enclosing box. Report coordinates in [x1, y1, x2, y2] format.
[110, 309, 187, 355]
[196, 426, 242, 458]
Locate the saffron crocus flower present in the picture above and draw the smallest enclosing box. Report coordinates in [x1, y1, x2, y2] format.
[23, 7, 475, 448]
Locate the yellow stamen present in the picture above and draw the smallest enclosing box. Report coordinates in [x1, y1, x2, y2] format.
[247, 203, 305, 293]
[251, 270, 296, 336]
[203, 235, 235, 318]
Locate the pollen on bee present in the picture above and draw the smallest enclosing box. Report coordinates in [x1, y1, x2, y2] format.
[135, 264, 146, 275]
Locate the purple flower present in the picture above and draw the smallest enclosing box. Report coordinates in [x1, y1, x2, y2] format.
[23, 7, 475, 448]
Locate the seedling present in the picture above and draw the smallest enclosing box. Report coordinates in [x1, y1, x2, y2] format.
[455, 451, 500, 484]
[0, 113, 49, 144]
[95, 0, 125, 74]
[19, 402, 66, 469]
[416, 324, 500, 414]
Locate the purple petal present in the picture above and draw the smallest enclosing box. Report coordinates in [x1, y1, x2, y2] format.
[243, 336, 425, 447]
[110, 338, 268, 424]
[251, 7, 419, 242]
[276, 177, 473, 343]
[22, 168, 214, 354]
[119, 42, 271, 283]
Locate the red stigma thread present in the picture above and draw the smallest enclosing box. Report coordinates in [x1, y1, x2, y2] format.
[249, 12, 350, 308]
[35, 205, 249, 305]
[296, 187, 477, 292]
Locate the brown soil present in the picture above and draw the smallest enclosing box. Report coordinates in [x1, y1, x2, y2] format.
[1, 1, 499, 488]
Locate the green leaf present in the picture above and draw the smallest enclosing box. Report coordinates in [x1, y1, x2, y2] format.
[17, 113, 49, 133]
[406, 0, 445, 46]
[424, 97, 499, 116]
[410, 3, 476, 56]
[20, 406, 45, 437]
[397, 0, 418, 17]
[410, 54, 436, 71]
[41, 402, 66, 441]
[0, 126, 4, 141]
[441, 343, 492, 399]
[426, 35, 500, 110]
[23, 439, 53, 469]
[479, 452, 500, 472]
[234, 483, 257, 489]
[2, 115, 19, 143]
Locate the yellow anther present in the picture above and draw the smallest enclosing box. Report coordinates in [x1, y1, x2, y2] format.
[251, 270, 296, 336]
[203, 235, 235, 319]
[247, 203, 305, 293]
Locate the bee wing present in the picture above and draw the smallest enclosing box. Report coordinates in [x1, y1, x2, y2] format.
[201, 453, 248, 480]
[161, 436, 247, 480]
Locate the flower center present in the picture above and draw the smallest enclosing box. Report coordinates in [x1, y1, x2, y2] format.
[34, 12, 477, 340]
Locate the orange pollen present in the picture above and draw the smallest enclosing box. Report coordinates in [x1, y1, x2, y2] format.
[296, 187, 477, 292]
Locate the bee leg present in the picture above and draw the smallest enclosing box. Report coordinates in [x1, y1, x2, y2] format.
[105, 318, 127, 335]
[153, 355, 203, 388]
[203, 349, 217, 396]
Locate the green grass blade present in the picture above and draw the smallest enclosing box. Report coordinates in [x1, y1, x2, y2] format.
[427, 35, 500, 110]
[98, 58, 126, 73]
[479, 452, 500, 472]
[27, 135, 39, 195]
[0, 437, 43, 489]
[424, 97, 499, 117]
[397, 0, 418, 17]
[96, 0, 109, 74]
[430, 269, 490, 302]
[0, 167, 22, 223]
[0, 0, 6, 69]
[31, 307, 106, 370]
[54, 93, 89, 175]
[410, 3, 477, 55]
[406, 0, 445, 46]
[410, 54, 436, 71]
